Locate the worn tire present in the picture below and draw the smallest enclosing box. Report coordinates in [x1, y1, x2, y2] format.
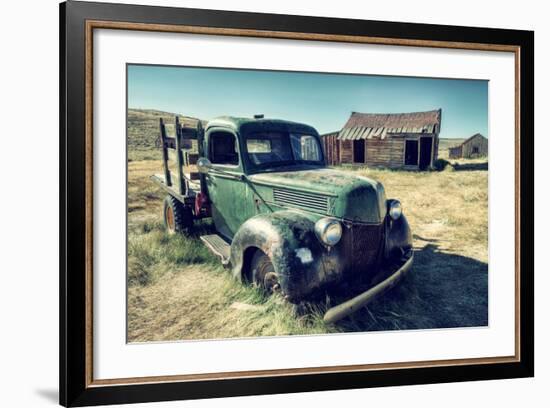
[250, 250, 281, 295]
[163, 195, 193, 234]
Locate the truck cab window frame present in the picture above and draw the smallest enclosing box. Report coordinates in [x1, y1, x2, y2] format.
[244, 131, 324, 168]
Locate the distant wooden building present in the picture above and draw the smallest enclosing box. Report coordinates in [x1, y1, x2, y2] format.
[321, 130, 341, 166]
[321, 109, 441, 170]
[448, 133, 488, 159]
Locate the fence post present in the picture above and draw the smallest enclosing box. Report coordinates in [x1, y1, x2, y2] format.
[175, 116, 186, 196]
[159, 118, 172, 186]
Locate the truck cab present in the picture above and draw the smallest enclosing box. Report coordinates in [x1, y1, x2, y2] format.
[202, 116, 326, 240]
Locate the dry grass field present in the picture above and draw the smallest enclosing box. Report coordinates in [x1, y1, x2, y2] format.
[127, 152, 488, 342]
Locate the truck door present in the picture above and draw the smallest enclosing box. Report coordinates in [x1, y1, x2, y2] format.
[205, 129, 254, 240]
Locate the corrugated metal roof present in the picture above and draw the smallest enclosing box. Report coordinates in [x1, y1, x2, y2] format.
[320, 131, 340, 137]
[337, 109, 441, 140]
[450, 133, 487, 148]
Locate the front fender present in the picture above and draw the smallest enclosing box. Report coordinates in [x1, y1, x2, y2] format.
[230, 210, 344, 301]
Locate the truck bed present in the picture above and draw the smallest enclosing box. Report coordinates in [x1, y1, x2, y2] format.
[151, 173, 200, 202]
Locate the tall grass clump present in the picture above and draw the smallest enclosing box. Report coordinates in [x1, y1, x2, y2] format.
[432, 158, 451, 171]
[127, 223, 219, 287]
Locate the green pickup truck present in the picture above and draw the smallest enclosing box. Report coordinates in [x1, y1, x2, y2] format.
[151, 115, 413, 323]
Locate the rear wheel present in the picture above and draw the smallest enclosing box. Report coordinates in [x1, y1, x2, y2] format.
[163, 195, 193, 234]
[250, 250, 281, 295]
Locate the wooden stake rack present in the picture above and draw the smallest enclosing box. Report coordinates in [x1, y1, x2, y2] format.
[154, 116, 204, 202]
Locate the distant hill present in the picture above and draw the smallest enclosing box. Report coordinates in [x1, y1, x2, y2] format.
[128, 110, 469, 163]
[439, 138, 465, 150]
[438, 138, 466, 159]
[128, 109, 205, 149]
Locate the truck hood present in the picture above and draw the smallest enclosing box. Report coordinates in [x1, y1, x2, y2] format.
[248, 168, 387, 223]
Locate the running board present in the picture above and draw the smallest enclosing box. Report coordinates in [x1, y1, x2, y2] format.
[200, 234, 231, 265]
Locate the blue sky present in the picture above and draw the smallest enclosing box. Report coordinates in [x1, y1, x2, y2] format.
[128, 64, 488, 139]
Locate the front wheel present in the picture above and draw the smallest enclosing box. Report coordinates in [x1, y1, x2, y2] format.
[163, 195, 193, 234]
[250, 250, 281, 295]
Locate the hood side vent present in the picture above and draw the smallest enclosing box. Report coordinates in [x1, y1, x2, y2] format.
[273, 188, 329, 214]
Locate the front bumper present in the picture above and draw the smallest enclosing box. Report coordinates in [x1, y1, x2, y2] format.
[323, 251, 414, 324]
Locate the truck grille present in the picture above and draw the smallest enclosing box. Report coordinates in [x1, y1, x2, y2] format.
[344, 222, 384, 274]
[273, 188, 329, 214]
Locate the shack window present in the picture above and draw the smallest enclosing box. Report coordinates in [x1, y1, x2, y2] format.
[404, 140, 419, 166]
[472, 146, 479, 154]
[209, 131, 239, 165]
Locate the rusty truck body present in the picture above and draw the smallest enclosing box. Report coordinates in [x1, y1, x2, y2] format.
[151, 115, 413, 323]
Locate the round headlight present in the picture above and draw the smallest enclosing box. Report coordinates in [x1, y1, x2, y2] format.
[388, 200, 402, 220]
[314, 218, 342, 246]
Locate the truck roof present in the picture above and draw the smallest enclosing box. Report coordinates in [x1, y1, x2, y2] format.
[206, 116, 319, 135]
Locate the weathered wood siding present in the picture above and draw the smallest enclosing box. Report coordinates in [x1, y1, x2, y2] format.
[365, 137, 405, 168]
[321, 133, 340, 165]
[462, 134, 488, 158]
[448, 134, 488, 159]
[340, 140, 354, 163]
[433, 136, 439, 161]
[323, 132, 438, 169]
[449, 146, 462, 159]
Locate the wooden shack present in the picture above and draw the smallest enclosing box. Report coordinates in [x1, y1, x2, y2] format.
[448, 133, 488, 159]
[321, 109, 441, 170]
[321, 131, 340, 166]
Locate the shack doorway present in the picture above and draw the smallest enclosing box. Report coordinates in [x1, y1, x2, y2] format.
[404, 140, 418, 166]
[353, 140, 365, 163]
[419, 137, 433, 170]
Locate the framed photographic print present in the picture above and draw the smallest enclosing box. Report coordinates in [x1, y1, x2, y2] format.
[60, 1, 534, 406]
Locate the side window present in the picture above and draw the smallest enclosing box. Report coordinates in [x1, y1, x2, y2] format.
[290, 134, 323, 162]
[209, 131, 239, 165]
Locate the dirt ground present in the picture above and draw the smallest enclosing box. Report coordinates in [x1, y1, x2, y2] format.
[127, 157, 488, 342]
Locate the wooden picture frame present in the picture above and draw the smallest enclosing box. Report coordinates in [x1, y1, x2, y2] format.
[60, 1, 534, 406]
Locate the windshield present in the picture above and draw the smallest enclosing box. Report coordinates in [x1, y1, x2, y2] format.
[245, 131, 323, 167]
